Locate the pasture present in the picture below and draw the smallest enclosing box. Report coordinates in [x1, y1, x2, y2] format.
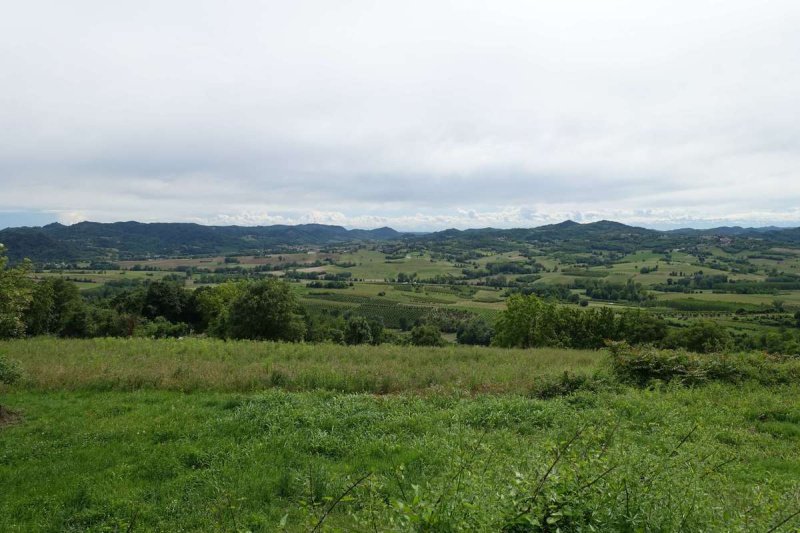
[1, 339, 799, 531]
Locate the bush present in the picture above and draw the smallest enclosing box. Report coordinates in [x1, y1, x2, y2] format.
[137, 317, 191, 339]
[0, 353, 21, 385]
[529, 370, 613, 399]
[456, 317, 494, 346]
[607, 342, 800, 387]
[410, 325, 446, 346]
[665, 320, 730, 353]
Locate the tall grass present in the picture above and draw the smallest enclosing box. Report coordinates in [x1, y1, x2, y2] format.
[0, 338, 602, 395]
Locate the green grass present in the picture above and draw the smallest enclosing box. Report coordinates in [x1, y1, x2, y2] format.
[1, 339, 800, 530]
[325, 250, 462, 281]
[0, 338, 601, 395]
[2, 384, 799, 531]
[655, 290, 800, 307]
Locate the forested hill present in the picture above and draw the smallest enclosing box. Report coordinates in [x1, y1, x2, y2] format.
[407, 220, 800, 254]
[2, 219, 800, 263]
[0, 221, 402, 262]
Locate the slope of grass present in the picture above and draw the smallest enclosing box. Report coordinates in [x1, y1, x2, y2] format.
[1, 339, 799, 531]
[0, 338, 601, 395]
[1, 385, 798, 531]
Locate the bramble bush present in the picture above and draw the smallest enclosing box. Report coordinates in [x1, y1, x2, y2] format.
[607, 341, 800, 387]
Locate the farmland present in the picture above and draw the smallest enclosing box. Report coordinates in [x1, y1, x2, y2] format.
[24, 225, 800, 351]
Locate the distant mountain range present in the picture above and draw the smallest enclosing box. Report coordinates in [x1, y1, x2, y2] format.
[0, 221, 402, 262]
[1, 219, 799, 263]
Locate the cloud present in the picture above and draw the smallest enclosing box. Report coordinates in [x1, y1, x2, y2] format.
[1, 0, 799, 230]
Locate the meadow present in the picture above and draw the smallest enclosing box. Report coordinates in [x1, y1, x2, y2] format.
[2, 338, 799, 531]
[0, 338, 600, 395]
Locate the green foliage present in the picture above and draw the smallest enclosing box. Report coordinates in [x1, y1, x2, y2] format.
[410, 324, 446, 346]
[0, 248, 32, 339]
[136, 317, 190, 339]
[608, 342, 800, 387]
[192, 282, 246, 336]
[666, 320, 731, 353]
[573, 278, 652, 302]
[0, 352, 21, 385]
[456, 316, 494, 346]
[343, 316, 373, 345]
[493, 294, 667, 350]
[142, 280, 191, 323]
[227, 279, 307, 341]
[22, 279, 55, 335]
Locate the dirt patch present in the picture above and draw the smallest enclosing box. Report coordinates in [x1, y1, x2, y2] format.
[0, 405, 20, 427]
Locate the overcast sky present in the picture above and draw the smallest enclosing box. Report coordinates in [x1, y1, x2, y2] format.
[1, 1, 799, 231]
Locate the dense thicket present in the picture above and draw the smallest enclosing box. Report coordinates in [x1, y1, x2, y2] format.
[493, 294, 666, 349]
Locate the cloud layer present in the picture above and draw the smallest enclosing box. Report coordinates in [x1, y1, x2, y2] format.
[1, 1, 799, 230]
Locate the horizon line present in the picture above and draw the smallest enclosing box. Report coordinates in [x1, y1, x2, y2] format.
[2, 218, 800, 234]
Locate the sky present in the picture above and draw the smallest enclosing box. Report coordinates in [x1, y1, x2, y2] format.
[1, 1, 800, 231]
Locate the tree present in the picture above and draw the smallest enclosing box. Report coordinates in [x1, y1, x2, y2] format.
[456, 317, 493, 346]
[410, 324, 446, 346]
[616, 309, 667, 345]
[668, 321, 730, 353]
[23, 280, 55, 335]
[493, 294, 667, 349]
[493, 295, 557, 348]
[0, 246, 32, 339]
[143, 280, 190, 323]
[23, 278, 90, 337]
[226, 279, 306, 341]
[368, 318, 385, 345]
[344, 316, 373, 345]
[192, 282, 246, 336]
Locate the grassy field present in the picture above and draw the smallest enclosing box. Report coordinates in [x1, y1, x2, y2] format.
[0, 338, 600, 395]
[326, 250, 462, 281]
[31, 270, 184, 291]
[1, 339, 800, 531]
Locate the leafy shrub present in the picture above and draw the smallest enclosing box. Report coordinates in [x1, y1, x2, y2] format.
[665, 320, 731, 353]
[410, 325, 446, 346]
[0, 352, 21, 385]
[136, 317, 190, 339]
[456, 316, 494, 346]
[530, 371, 612, 399]
[607, 342, 800, 387]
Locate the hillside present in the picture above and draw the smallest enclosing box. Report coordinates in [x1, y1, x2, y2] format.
[0, 221, 403, 262]
[3, 219, 800, 263]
